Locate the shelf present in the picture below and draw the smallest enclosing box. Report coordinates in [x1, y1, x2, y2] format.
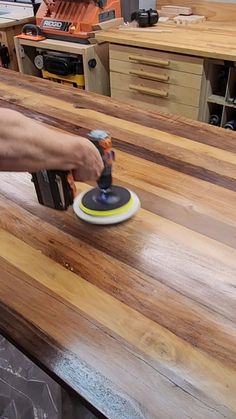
[207, 94, 226, 106]
[208, 63, 229, 98]
[203, 59, 236, 127]
[207, 95, 236, 108]
[223, 102, 236, 109]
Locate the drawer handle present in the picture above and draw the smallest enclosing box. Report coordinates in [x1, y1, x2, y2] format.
[129, 70, 169, 82]
[129, 55, 170, 67]
[129, 84, 168, 98]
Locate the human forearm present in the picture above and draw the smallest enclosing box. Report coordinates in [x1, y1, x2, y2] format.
[0, 109, 75, 171]
[0, 109, 103, 180]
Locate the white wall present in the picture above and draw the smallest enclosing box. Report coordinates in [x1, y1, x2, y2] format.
[139, 0, 156, 8]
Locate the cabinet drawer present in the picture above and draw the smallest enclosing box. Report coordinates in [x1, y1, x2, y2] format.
[111, 87, 199, 120]
[110, 72, 200, 107]
[110, 44, 203, 75]
[110, 59, 202, 89]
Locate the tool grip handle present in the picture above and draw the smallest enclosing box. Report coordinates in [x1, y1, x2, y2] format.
[31, 170, 76, 210]
[129, 55, 170, 67]
[88, 130, 114, 190]
[22, 24, 42, 36]
[129, 69, 169, 82]
[129, 84, 168, 98]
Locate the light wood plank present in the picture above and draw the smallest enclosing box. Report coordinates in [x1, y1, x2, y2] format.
[158, 0, 236, 22]
[96, 25, 236, 61]
[0, 80, 235, 185]
[0, 228, 235, 416]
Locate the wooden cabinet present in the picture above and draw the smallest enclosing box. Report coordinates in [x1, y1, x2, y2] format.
[14, 37, 110, 96]
[0, 23, 34, 71]
[110, 44, 204, 120]
[203, 60, 236, 129]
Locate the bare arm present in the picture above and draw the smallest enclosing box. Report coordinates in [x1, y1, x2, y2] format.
[0, 109, 103, 181]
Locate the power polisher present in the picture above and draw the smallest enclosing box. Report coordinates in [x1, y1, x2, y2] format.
[31, 130, 140, 225]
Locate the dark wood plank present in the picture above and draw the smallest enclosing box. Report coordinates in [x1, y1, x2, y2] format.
[0, 178, 235, 364]
[0, 68, 236, 152]
[0, 72, 236, 191]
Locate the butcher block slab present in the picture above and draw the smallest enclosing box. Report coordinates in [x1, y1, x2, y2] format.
[0, 69, 235, 419]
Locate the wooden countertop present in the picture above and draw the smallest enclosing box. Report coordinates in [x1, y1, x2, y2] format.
[96, 22, 236, 61]
[0, 69, 236, 418]
[0, 16, 34, 29]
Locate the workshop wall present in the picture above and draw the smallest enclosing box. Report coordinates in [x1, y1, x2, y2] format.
[121, 0, 156, 21]
[157, 0, 236, 20]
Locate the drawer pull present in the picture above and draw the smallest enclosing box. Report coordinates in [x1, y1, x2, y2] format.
[129, 70, 169, 82]
[129, 55, 170, 67]
[129, 84, 168, 98]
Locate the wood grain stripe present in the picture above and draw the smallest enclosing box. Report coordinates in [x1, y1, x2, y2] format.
[0, 176, 235, 332]
[1, 265, 231, 419]
[1, 68, 236, 153]
[0, 195, 235, 351]
[0, 229, 235, 416]
[1, 161, 236, 249]
[0, 82, 235, 165]
[0, 83, 235, 190]
[0, 264, 150, 419]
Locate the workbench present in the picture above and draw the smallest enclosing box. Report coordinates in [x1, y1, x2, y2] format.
[14, 37, 110, 95]
[0, 69, 235, 419]
[0, 0, 37, 71]
[0, 13, 34, 70]
[96, 22, 236, 123]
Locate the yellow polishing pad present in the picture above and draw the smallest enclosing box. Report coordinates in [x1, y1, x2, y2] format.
[79, 196, 135, 217]
[73, 189, 140, 225]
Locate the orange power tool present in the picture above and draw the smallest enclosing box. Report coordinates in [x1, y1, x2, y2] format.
[31, 131, 113, 210]
[20, 0, 121, 43]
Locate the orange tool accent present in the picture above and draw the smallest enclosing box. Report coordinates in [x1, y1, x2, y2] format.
[67, 171, 77, 197]
[17, 24, 46, 41]
[18, 33, 46, 41]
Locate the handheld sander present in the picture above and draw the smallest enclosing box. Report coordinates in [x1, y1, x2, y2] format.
[32, 130, 140, 225]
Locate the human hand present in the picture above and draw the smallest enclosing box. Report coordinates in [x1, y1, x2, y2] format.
[72, 137, 104, 182]
[0, 109, 104, 179]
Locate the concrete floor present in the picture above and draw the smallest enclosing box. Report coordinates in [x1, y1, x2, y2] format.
[0, 335, 97, 419]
